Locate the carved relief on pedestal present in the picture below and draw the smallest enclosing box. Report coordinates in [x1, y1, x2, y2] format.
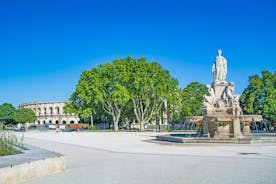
[203, 82, 240, 114]
[203, 85, 215, 108]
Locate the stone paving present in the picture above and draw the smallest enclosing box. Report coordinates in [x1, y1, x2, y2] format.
[20, 132, 276, 184]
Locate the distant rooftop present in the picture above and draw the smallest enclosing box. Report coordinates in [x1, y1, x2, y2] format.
[20, 101, 67, 106]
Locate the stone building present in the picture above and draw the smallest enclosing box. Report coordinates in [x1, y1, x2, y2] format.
[20, 102, 79, 125]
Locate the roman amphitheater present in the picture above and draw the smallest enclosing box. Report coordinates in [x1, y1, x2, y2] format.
[20, 102, 79, 125]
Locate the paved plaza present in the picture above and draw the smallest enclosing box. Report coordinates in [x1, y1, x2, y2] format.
[20, 132, 276, 184]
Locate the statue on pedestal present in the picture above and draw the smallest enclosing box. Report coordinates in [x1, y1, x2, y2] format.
[204, 85, 215, 108]
[185, 49, 262, 140]
[212, 49, 227, 83]
[223, 82, 234, 106]
[222, 82, 240, 107]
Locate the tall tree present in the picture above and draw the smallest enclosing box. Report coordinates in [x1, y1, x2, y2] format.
[66, 57, 178, 131]
[180, 82, 207, 117]
[241, 71, 276, 121]
[126, 57, 178, 130]
[65, 60, 130, 131]
[0, 103, 16, 124]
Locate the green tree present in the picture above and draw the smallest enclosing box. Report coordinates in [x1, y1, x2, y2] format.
[180, 82, 207, 117]
[120, 101, 136, 128]
[64, 91, 98, 124]
[0, 103, 16, 124]
[14, 108, 36, 123]
[241, 71, 276, 121]
[65, 60, 130, 131]
[167, 88, 183, 123]
[126, 57, 178, 130]
[66, 57, 178, 131]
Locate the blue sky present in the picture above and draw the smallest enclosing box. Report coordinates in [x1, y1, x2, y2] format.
[0, 0, 275, 107]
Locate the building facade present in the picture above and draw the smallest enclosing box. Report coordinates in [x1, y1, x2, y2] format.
[20, 102, 79, 125]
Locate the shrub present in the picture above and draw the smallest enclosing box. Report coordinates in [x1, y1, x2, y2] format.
[0, 123, 21, 156]
[88, 125, 97, 131]
[166, 126, 173, 132]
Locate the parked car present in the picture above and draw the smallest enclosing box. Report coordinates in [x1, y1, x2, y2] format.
[13, 126, 25, 132]
[28, 125, 37, 130]
[48, 124, 56, 130]
[45, 123, 56, 130]
[62, 128, 76, 132]
[59, 125, 66, 131]
[4, 124, 13, 130]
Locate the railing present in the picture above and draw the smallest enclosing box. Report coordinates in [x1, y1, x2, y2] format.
[252, 133, 276, 137]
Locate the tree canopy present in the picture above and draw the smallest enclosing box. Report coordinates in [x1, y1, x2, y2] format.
[241, 71, 276, 121]
[0, 103, 36, 124]
[0, 103, 16, 124]
[65, 57, 178, 130]
[180, 82, 207, 117]
[125, 57, 178, 130]
[65, 59, 131, 130]
[14, 108, 36, 124]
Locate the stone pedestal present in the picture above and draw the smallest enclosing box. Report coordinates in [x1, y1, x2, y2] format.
[212, 81, 227, 99]
[214, 124, 230, 139]
[202, 81, 245, 138]
[243, 125, 252, 138]
[233, 118, 243, 138]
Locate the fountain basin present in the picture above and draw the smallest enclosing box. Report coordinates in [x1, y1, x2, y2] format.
[156, 134, 252, 144]
[186, 114, 262, 123]
[185, 114, 263, 138]
[157, 133, 276, 144]
[170, 133, 198, 138]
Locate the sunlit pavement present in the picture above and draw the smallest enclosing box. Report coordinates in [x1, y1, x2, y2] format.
[21, 132, 276, 184]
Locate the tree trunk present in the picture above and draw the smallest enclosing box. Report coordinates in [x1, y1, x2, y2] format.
[90, 114, 94, 126]
[113, 115, 120, 131]
[114, 119, 119, 131]
[102, 101, 122, 131]
[140, 122, 145, 131]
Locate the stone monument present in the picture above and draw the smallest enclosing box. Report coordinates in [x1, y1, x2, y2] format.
[202, 49, 244, 138]
[157, 50, 264, 143]
[187, 49, 262, 140]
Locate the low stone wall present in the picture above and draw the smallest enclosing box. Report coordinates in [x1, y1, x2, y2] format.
[0, 145, 65, 184]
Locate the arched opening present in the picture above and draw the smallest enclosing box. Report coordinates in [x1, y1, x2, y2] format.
[55, 120, 59, 124]
[33, 108, 36, 113]
[38, 108, 41, 115]
[55, 107, 60, 115]
[38, 121, 40, 125]
[70, 120, 75, 124]
[49, 120, 52, 124]
[44, 107, 47, 115]
[43, 121, 46, 124]
[49, 107, 53, 115]
[62, 120, 66, 124]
